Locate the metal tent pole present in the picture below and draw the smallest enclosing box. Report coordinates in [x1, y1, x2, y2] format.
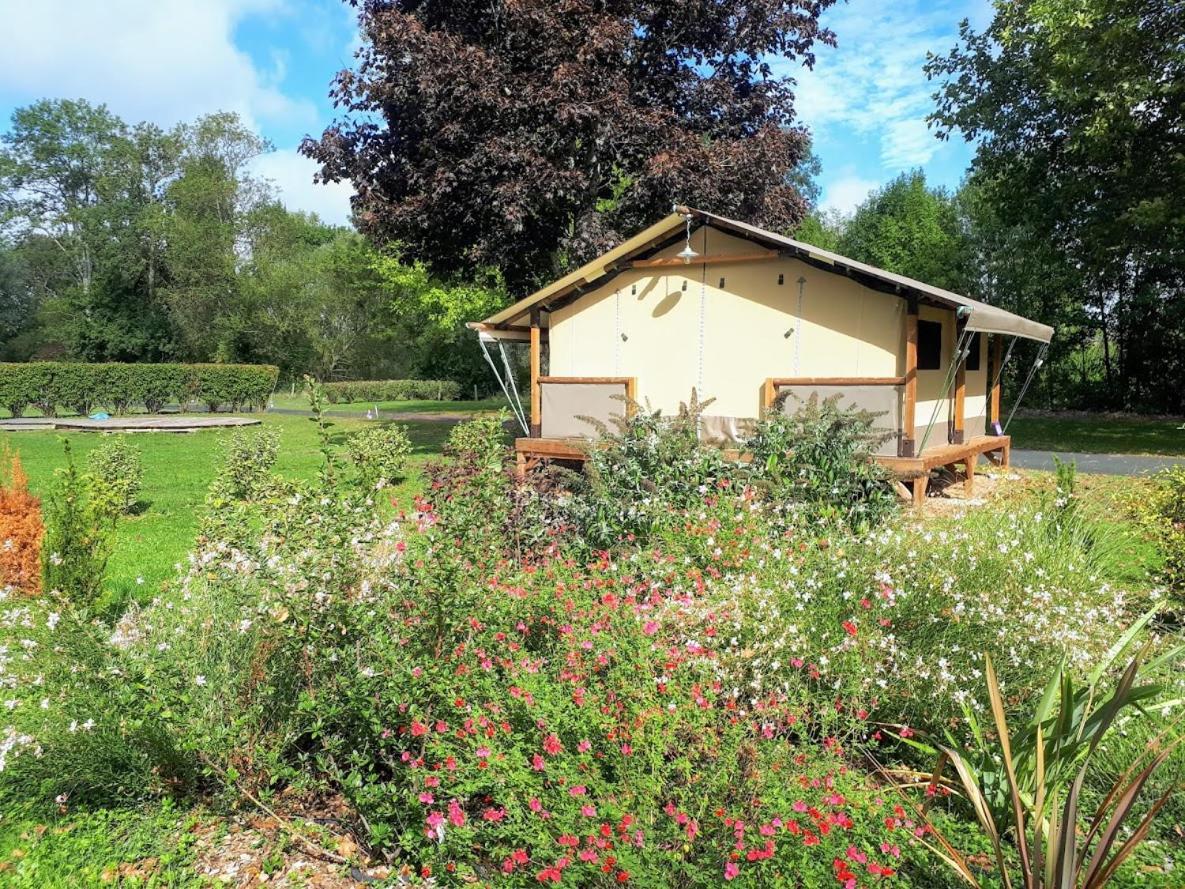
[1004, 342, 1048, 433]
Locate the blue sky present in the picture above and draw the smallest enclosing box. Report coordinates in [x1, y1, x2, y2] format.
[0, 0, 991, 227]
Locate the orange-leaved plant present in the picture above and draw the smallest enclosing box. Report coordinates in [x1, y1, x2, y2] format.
[0, 448, 43, 595]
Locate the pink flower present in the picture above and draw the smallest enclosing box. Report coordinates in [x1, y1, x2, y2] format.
[476, 746, 491, 759]
[483, 806, 506, 822]
[577, 739, 592, 753]
[448, 800, 466, 827]
[529, 797, 543, 812]
[581, 805, 597, 817]
[411, 720, 428, 736]
[724, 862, 740, 880]
[569, 785, 587, 796]
[543, 733, 563, 755]
[418, 792, 435, 804]
[532, 753, 546, 771]
[643, 620, 659, 636]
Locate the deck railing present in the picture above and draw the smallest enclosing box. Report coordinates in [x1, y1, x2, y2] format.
[536, 376, 636, 439]
[762, 376, 907, 458]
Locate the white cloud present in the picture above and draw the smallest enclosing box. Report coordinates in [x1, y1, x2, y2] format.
[252, 149, 354, 227]
[780, 0, 974, 171]
[820, 176, 880, 214]
[0, 0, 317, 136]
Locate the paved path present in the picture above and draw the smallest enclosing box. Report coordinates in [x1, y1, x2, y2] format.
[1011, 449, 1183, 476]
[267, 406, 481, 423]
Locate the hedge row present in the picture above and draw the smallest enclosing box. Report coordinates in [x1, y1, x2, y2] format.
[323, 379, 461, 404]
[0, 363, 279, 418]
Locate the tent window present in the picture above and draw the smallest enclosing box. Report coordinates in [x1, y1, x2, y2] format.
[918, 320, 942, 370]
[966, 332, 982, 371]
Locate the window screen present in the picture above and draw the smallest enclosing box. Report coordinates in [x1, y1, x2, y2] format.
[918, 320, 942, 370]
[966, 332, 982, 371]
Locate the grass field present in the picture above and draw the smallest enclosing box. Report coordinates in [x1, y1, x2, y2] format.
[2, 412, 454, 611]
[1008, 414, 1185, 456]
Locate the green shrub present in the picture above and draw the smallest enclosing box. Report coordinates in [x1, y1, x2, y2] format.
[188, 364, 278, 412]
[206, 427, 281, 503]
[1131, 465, 1185, 596]
[86, 437, 144, 514]
[347, 423, 413, 491]
[745, 393, 898, 530]
[0, 362, 278, 417]
[40, 440, 116, 607]
[322, 378, 461, 404]
[568, 391, 736, 549]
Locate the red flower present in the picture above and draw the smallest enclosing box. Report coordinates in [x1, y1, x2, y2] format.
[544, 733, 564, 755]
[842, 620, 858, 637]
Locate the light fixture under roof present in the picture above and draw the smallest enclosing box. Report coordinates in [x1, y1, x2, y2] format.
[677, 213, 699, 264]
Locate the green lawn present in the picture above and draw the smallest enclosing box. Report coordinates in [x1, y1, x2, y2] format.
[3, 413, 453, 610]
[1008, 414, 1185, 456]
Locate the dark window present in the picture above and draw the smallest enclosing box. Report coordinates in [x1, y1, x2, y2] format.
[965, 332, 982, 371]
[918, 320, 942, 370]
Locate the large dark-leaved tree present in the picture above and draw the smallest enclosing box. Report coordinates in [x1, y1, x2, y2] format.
[303, 0, 837, 291]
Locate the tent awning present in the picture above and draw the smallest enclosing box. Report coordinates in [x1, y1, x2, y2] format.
[475, 207, 1054, 344]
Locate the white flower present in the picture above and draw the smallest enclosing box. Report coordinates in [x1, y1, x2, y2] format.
[195, 675, 207, 687]
[46, 612, 60, 631]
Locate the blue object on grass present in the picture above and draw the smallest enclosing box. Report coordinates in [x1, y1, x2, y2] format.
[89, 411, 110, 420]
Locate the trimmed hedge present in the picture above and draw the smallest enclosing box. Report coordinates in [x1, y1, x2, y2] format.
[323, 379, 461, 404]
[0, 363, 278, 418]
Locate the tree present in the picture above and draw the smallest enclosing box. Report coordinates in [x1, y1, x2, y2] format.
[303, 0, 837, 292]
[836, 170, 972, 294]
[792, 209, 845, 252]
[927, 0, 1185, 411]
[162, 114, 274, 362]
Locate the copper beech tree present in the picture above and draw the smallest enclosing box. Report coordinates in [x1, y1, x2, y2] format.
[303, 0, 836, 290]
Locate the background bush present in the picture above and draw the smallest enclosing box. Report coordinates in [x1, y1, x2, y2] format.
[322, 379, 460, 404]
[0, 363, 278, 418]
[87, 438, 144, 515]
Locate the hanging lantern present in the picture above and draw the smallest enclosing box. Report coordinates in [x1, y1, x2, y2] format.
[677, 213, 699, 264]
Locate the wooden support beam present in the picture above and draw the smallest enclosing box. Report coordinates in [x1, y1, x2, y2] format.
[964, 454, 977, 495]
[762, 378, 778, 413]
[529, 308, 541, 438]
[912, 473, 929, 507]
[989, 335, 1003, 427]
[901, 299, 918, 457]
[626, 250, 780, 270]
[953, 319, 967, 445]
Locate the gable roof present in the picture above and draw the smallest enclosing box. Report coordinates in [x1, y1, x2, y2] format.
[473, 207, 1054, 343]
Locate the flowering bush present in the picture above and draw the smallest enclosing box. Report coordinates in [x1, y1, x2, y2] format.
[0, 450, 43, 596]
[0, 409, 1167, 885]
[347, 423, 413, 490]
[745, 394, 898, 531]
[86, 437, 144, 514]
[205, 427, 280, 504]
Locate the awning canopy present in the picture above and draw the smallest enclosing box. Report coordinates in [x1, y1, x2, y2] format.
[471, 207, 1054, 344]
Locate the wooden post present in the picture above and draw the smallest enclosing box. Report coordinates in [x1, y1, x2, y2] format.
[762, 378, 777, 413]
[529, 308, 542, 438]
[952, 318, 967, 445]
[989, 335, 1003, 428]
[901, 299, 918, 457]
[964, 454, 977, 495]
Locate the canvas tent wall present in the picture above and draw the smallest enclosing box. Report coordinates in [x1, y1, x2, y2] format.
[471, 207, 1052, 453]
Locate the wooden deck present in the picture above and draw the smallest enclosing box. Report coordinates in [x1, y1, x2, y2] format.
[515, 433, 1010, 507]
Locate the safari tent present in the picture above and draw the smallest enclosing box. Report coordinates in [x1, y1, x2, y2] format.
[469, 207, 1054, 504]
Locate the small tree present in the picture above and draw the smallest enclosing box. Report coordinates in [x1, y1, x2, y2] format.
[0, 449, 44, 595]
[41, 440, 115, 607]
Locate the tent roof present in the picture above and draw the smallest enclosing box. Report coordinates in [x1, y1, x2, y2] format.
[472, 207, 1054, 344]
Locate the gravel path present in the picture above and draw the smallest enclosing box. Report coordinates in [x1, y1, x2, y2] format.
[1011, 449, 1183, 476]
